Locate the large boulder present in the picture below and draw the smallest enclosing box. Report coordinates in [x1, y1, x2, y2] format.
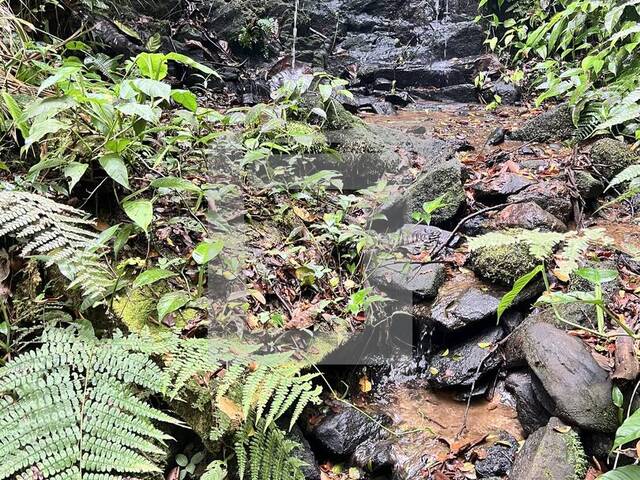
[505, 371, 552, 435]
[491, 202, 567, 232]
[510, 418, 588, 480]
[509, 179, 574, 223]
[428, 326, 504, 388]
[467, 241, 539, 286]
[310, 407, 389, 456]
[590, 138, 640, 182]
[508, 104, 575, 143]
[521, 322, 618, 432]
[370, 259, 446, 300]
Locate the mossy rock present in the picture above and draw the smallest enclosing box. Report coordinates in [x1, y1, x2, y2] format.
[510, 417, 587, 480]
[509, 104, 575, 143]
[590, 137, 640, 181]
[468, 241, 539, 285]
[573, 170, 603, 202]
[112, 289, 192, 335]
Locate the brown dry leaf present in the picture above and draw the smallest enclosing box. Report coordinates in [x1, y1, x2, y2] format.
[358, 375, 372, 393]
[285, 302, 316, 330]
[293, 205, 315, 222]
[218, 396, 243, 422]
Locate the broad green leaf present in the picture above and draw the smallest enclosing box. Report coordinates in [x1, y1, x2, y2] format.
[497, 264, 544, 322]
[23, 96, 76, 120]
[132, 269, 176, 288]
[613, 408, 640, 450]
[599, 466, 640, 480]
[171, 89, 198, 112]
[135, 52, 168, 80]
[117, 102, 160, 123]
[165, 52, 220, 78]
[151, 176, 201, 193]
[1, 92, 29, 139]
[64, 162, 89, 191]
[113, 20, 142, 40]
[318, 83, 332, 102]
[192, 240, 224, 264]
[24, 118, 67, 148]
[123, 199, 153, 232]
[99, 154, 130, 189]
[608, 165, 640, 190]
[574, 268, 618, 285]
[131, 78, 171, 100]
[157, 291, 190, 320]
[38, 65, 82, 94]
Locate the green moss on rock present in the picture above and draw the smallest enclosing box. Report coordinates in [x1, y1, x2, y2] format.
[468, 241, 539, 285]
[590, 137, 640, 181]
[509, 104, 575, 143]
[113, 289, 189, 335]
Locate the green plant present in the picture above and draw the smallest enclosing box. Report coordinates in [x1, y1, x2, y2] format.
[0, 190, 115, 308]
[0, 325, 182, 478]
[479, 0, 640, 138]
[600, 466, 640, 479]
[411, 195, 446, 224]
[176, 451, 206, 479]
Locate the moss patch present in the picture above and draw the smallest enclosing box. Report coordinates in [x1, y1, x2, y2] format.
[468, 241, 539, 285]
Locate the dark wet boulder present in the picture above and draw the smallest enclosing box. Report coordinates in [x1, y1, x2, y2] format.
[508, 104, 575, 143]
[351, 438, 395, 472]
[574, 170, 604, 202]
[428, 275, 503, 331]
[428, 326, 504, 388]
[505, 371, 551, 435]
[467, 241, 539, 286]
[510, 418, 588, 480]
[474, 431, 518, 478]
[310, 407, 390, 456]
[417, 84, 479, 103]
[370, 259, 446, 300]
[489, 79, 521, 105]
[509, 179, 574, 222]
[472, 172, 534, 202]
[590, 138, 640, 182]
[521, 322, 618, 432]
[491, 202, 567, 232]
[290, 426, 322, 480]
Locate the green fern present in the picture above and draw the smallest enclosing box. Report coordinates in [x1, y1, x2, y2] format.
[468, 229, 565, 260]
[607, 164, 640, 191]
[575, 100, 604, 141]
[0, 190, 115, 307]
[0, 326, 182, 479]
[235, 418, 306, 480]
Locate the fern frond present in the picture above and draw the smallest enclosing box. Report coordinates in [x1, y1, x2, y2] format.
[607, 164, 640, 190]
[0, 326, 178, 479]
[576, 100, 604, 141]
[0, 190, 116, 307]
[468, 229, 565, 260]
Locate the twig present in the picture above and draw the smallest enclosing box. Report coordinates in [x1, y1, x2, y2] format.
[429, 199, 527, 259]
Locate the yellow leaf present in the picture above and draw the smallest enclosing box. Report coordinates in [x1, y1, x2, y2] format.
[217, 396, 242, 422]
[292, 205, 314, 222]
[358, 376, 372, 393]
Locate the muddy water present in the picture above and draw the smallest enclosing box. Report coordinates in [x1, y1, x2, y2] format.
[367, 384, 523, 478]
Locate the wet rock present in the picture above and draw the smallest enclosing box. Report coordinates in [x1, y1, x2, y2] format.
[510, 179, 574, 222]
[467, 241, 539, 285]
[510, 418, 588, 480]
[491, 202, 567, 232]
[590, 138, 640, 181]
[311, 407, 390, 456]
[521, 322, 618, 432]
[574, 170, 603, 202]
[505, 371, 551, 435]
[528, 303, 598, 331]
[351, 438, 395, 472]
[428, 326, 504, 388]
[474, 431, 518, 478]
[417, 84, 478, 103]
[508, 104, 575, 142]
[290, 426, 322, 480]
[487, 127, 506, 146]
[490, 80, 521, 105]
[370, 260, 446, 300]
[472, 172, 534, 202]
[428, 276, 503, 331]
